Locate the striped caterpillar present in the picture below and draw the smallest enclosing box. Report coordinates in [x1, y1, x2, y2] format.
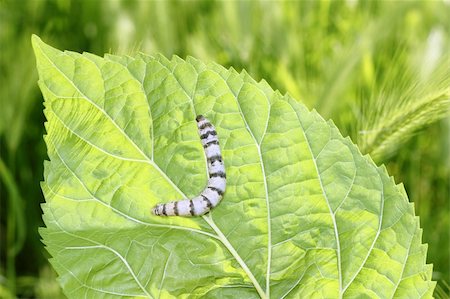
[152, 115, 226, 216]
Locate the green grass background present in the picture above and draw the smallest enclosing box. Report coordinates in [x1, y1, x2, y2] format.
[0, 0, 449, 298]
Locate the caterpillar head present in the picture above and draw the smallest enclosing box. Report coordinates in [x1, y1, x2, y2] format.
[196, 115, 205, 122]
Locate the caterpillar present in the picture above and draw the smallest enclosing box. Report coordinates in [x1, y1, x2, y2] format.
[152, 115, 226, 216]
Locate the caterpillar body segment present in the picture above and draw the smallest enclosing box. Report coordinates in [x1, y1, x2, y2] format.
[152, 115, 226, 216]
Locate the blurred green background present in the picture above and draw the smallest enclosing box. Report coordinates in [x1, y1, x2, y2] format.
[0, 0, 449, 298]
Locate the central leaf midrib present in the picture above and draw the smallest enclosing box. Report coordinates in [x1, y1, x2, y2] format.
[41, 61, 218, 240]
[37, 44, 152, 164]
[35, 38, 435, 298]
[47, 135, 219, 238]
[48, 100, 147, 163]
[145, 59, 267, 298]
[41, 49, 221, 240]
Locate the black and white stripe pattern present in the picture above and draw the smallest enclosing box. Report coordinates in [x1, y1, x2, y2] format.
[152, 115, 226, 216]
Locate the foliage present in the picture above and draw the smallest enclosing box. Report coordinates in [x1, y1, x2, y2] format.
[34, 36, 435, 298]
[0, 0, 448, 298]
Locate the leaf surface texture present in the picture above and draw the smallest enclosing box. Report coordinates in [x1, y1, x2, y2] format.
[33, 36, 435, 298]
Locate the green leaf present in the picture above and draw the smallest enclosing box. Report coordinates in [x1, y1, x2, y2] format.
[33, 35, 435, 298]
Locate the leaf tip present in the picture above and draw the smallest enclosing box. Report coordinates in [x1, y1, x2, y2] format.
[31, 34, 41, 45]
[31, 35, 63, 70]
[31, 34, 45, 55]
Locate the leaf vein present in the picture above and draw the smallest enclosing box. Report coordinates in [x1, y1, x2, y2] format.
[155, 61, 267, 298]
[217, 73, 272, 297]
[286, 100, 344, 297]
